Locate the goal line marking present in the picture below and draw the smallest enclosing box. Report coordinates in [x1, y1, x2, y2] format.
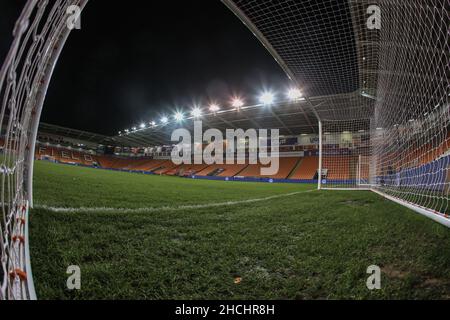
[34, 189, 317, 214]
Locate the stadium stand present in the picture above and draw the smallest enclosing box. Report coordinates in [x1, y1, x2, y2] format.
[152, 161, 179, 175]
[238, 157, 301, 179]
[33, 139, 450, 182]
[36, 145, 97, 166]
[289, 157, 319, 180]
[196, 164, 248, 177]
[165, 164, 209, 176]
[130, 159, 168, 171]
[323, 156, 353, 180]
[272, 157, 302, 179]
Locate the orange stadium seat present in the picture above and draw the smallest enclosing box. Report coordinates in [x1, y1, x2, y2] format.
[152, 161, 179, 175]
[238, 157, 300, 179]
[290, 157, 318, 180]
[324, 156, 353, 180]
[196, 164, 248, 177]
[165, 164, 209, 176]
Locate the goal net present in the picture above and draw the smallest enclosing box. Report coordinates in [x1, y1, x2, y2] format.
[316, 1, 450, 224]
[369, 1, 450, 221]
[227, 0, 450, 223]
[0, 0, 86, 300]
[320, 119, 372, 190]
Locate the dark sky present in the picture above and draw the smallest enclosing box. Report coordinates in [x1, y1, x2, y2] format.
[0, 1, 289, 136]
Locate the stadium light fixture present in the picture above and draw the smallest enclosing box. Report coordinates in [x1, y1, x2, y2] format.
[161, 116, 169, 124]
[140, 123, 146, 129]
[132, 127, 137, 131]
[260, 92, 275, 105]
[191, 107, 202, 118]
[174, 112, 184, 122]
[231, 98, 244, 109]
[209, 104, 220, 113]
[287, 88, 303, 101]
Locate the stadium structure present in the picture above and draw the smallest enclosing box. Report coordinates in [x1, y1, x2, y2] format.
[0, 0, 449, 300]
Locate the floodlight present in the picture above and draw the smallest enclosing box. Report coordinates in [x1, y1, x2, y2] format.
[161, 116, 168, 124]
[140, 123, 146, 129]
[231, 98, 244, 109]
[260, 92, 275, 105]
[174, 112, 184, 122]
[191, 108, 202, 118]
[287, 88, 303, 100]
[209, 104, 220, 112]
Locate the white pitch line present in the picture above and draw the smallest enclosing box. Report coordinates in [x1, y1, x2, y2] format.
[33, 189, 317, 214]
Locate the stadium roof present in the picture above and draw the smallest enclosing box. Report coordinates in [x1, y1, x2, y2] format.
[38, 123, 119, 147]
[107, 0, 378, 147]
[42, 0, 445, 148]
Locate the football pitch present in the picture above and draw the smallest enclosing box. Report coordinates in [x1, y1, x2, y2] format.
[30, 161, 450, 300]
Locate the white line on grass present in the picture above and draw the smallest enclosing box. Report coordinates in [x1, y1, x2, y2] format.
[34, 189, 317, 214]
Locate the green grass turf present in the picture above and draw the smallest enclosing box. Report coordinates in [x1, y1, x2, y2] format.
[30, 161, 450, 300]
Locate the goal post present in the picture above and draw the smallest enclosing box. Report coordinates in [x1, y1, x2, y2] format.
[0, 0, 88, 300]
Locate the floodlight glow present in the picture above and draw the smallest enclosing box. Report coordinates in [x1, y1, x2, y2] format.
[260, 92, 275, 105]
[174, 112, 184, 122]
[287, 88, 303, 100]
[209, 104, 220, 112]
[161, 116, 169, 124]
[132, 127, 137, 131]
[232, 98, 244, 109]
[150, 121, 157, 127]
[140, 123, 146, 129]
[191, 108, 202, 118]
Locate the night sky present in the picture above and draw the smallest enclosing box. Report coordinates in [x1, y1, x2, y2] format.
[0, 1, 289, 136]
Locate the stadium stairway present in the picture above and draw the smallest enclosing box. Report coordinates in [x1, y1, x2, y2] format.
[288, 158, 303, 179]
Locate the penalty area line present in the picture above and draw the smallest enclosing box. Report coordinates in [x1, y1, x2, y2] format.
[33, 189, 317, 214]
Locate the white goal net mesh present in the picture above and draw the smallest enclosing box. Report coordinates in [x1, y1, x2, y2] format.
[0, 0, 85, 300]
[321, 119, 372, 190]
[371, 1, 450, 218]
[226, 0, 450, 221]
